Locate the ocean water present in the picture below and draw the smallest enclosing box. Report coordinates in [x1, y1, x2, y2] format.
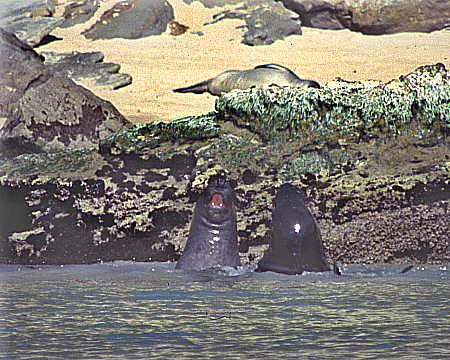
[0, 262, 448, 360]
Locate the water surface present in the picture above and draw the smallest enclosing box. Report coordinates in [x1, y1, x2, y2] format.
[1, 262, 448, 359]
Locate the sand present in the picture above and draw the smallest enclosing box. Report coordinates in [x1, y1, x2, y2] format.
[40, 0, 450, 123]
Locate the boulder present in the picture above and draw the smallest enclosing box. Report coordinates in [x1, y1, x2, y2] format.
[280, 0, 347, 29]
[82, 0, 174, 40]
[0, 63, 448, 265]
[0, 29, 132, 157]
[281, 0, 450, 34]
[205, 0, 302, 45]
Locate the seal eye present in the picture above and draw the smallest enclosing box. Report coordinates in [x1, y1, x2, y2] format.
[209, 193, 224, 207]
[293, 223, 301, 233]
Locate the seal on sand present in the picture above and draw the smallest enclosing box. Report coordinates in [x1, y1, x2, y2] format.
[256, 183, 330, 275]
[173, 63, 321, 96]
[176, 177, 241, 271]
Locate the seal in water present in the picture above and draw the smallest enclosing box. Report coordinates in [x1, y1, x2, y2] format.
[256, 183, 331, 275]
[173, 63, 321, 96]
[176, 177, 241, 271]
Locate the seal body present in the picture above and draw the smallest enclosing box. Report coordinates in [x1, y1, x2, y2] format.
[176, 177, 241, 271]
[173, 64, 320, 96]
[256, 183, 330, 275]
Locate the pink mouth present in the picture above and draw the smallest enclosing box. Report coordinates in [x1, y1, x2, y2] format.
[208, 193, 224, 207]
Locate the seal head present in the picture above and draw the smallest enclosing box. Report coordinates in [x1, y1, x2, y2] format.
[176, 177, 241, 271]
[256, 183, 330, 275]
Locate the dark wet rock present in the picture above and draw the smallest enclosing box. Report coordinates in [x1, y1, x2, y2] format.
[41, 51, 132, 90]
[82, 0, 174, 40]
[61, 0, 100, 28]
[281, 0, 450, 34]
[0, 29, 132, 157]
[205, 0, 302, 45]
[0, 64, 449, 265]
[0, 0, 64, 46]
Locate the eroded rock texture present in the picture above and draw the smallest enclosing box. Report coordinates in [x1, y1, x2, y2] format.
[82, 0, 174, 40]
[0, 64, 449, 266]
[0, 29, 132, 157]
[281, 0, 450, 34]
[42, 50, 132, 90]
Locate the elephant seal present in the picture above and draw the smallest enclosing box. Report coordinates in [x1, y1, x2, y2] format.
[256, 183, 331, 275]
[176, 177, 241, 271]
[173, 63, 321, 96]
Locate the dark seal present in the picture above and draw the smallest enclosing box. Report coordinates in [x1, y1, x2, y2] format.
[256, 183, 331, 275]
[173, 63, 321, 96]
[176, 177, 241, 271]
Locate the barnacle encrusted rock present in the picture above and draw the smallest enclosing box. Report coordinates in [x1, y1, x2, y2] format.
[0, 64, 448, 265]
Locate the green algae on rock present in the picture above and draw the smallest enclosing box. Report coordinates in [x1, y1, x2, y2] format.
[215, 63, 450, 143]
[0, 148, 95, 178]
[100, 113, 220, 155]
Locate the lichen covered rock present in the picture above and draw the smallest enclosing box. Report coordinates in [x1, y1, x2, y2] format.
[216, 63, 449, 143]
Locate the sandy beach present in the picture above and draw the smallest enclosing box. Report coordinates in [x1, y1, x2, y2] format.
[41, 0, 450, 123]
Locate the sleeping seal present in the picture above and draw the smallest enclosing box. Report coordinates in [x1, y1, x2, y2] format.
[173, 63, 321, 96]
[256, 183, 331, 275]
[176, 177, 241, 271]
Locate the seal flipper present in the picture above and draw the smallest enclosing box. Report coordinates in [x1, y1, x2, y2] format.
[333, 263, 342, 276]
[400, 265, 414, 274]
[255, 259, 304, 275]
[173, 79, 210, 94]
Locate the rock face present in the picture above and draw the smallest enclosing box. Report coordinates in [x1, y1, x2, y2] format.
[82, 0, 174, 40]
[42, 51, 132, 90]
[0, 63, 448, 266]
[205, 0, 302, 45]
[0, 29, 132, 157]
[281, 0, 450, 34]
[0, 0, 64, 46]
[280, 0, 347, 30]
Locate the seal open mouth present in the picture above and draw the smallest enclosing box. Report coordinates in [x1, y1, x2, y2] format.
[208, 193, 225, 207]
